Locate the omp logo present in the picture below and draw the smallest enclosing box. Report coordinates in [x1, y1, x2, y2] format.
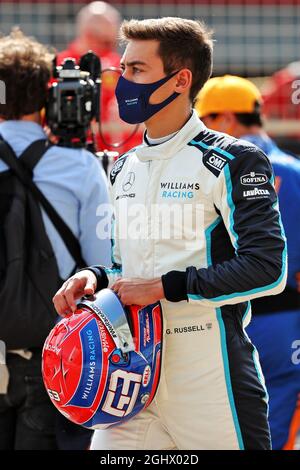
[102, 370, 142, 417]
[241, 172, 268, 186]
[206, 154, 227, 172]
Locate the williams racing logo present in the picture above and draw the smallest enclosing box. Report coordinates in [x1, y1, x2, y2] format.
[160, 181, 200, 199]
[240, 172, 268, 186]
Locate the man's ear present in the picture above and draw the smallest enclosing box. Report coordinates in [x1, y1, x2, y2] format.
[222, 112, 236, 126]
[174, 69, 192, 94]
[216, 112, 239, 135]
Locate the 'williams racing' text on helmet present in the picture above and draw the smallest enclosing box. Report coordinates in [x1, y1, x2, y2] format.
[42, 288, 162, 429]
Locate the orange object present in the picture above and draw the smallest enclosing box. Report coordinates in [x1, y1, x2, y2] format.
[196, 75, 262, 118]
[282, 394, 300, 450]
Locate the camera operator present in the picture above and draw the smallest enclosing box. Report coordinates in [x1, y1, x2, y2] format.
[58, 1, 143, 153]
[0, 28, 111, 450]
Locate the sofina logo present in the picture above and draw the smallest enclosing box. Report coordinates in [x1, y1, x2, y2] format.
[240, 172, 268, 186]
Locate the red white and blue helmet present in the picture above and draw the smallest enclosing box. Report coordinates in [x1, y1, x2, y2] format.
[42, 288, 162, 429]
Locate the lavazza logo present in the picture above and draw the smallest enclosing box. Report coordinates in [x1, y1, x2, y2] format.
[243, 187, 270, 198]
[240, 172, 268, 186]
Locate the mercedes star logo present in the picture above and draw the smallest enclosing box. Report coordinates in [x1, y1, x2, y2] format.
[122, 172, 135, 192]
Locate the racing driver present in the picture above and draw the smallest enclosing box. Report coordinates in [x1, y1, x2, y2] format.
[53, 17, 287, 450]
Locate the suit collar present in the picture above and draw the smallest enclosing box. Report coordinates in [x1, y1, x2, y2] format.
[135, 110, 206, 162]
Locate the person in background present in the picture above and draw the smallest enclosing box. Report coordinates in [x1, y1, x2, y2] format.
[196, 75, 300, 450]
[0, 28, 111, 450]
[58, 1, 143, 154]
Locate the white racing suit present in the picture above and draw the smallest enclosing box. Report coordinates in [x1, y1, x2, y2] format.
[90, 110, 287, 449]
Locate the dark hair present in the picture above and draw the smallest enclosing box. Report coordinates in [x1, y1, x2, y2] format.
[0, 28, 54, 119]
[207, 101, 263, 127]
[120, 17, 213, 103]
[235, 113, 263, 127]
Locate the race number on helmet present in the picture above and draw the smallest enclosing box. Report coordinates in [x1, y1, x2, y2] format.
[42, 288, 162, 429]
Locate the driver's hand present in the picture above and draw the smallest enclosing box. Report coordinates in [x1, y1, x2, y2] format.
[52, 270, 97, 317]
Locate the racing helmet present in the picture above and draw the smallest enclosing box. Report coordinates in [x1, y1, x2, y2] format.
[42, 288, 162, 429]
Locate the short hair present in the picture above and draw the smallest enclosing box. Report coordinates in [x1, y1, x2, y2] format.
[0, 28, 53, 120]
[120, 17, 213, 104]
[235, 112, 263, 127]
[234, 101, 263, 127]
[206, 104, 263, 127]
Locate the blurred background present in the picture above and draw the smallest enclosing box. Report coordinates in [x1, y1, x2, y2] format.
[0, 0, 299, 154]
[0, 0, 298, 76]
